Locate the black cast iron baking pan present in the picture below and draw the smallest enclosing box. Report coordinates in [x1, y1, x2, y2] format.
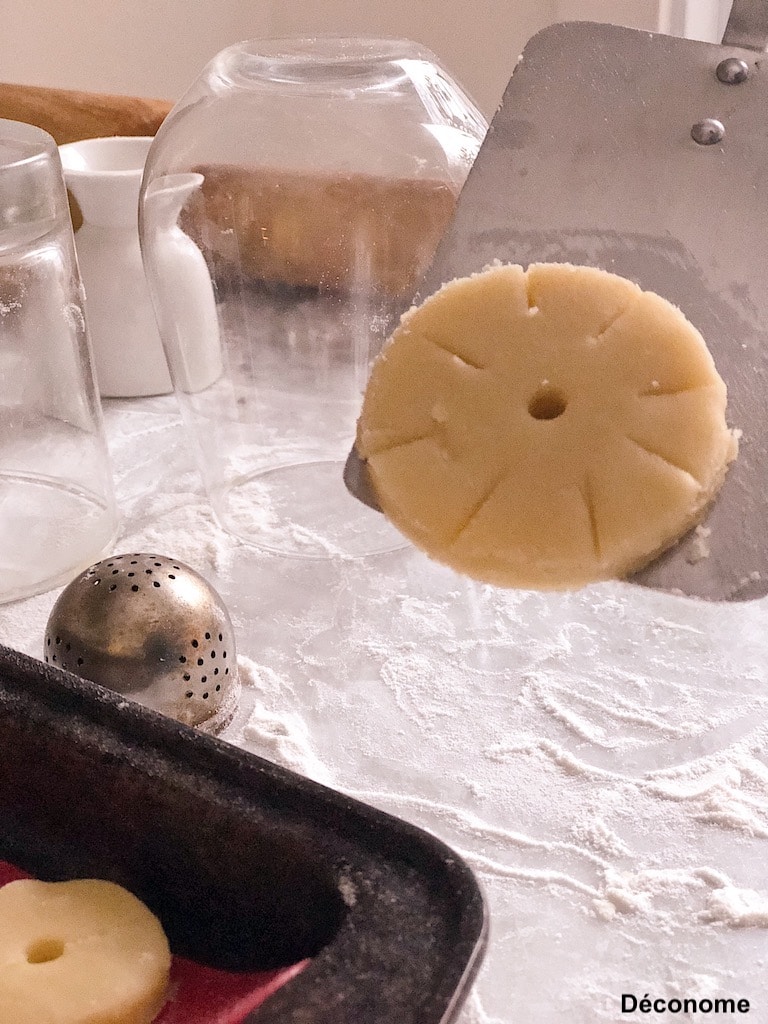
[0, 644, 486, 1024]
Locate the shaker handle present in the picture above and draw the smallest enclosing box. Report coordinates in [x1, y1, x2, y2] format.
[722, 0, 768, 51]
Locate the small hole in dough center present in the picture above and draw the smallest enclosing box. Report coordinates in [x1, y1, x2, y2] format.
[26, 938, 65, 964]
[528, 385, 567, 420]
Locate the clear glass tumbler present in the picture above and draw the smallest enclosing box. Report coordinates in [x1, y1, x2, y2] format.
[0, 119, 118, 603]
[140, 38, 487, 558]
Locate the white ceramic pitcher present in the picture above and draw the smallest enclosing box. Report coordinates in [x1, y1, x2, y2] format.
[59, 136, 172, 397]
[139, 172, 222, 395]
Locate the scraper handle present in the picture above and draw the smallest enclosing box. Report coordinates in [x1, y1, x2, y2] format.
[722, 0, 768, 50]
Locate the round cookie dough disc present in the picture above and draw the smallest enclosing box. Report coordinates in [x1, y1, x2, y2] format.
[356, 262, 737, 588]
[0, 878, 171, 1024]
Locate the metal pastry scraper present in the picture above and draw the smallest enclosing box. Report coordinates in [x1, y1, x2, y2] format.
[345, 1, 768, 602]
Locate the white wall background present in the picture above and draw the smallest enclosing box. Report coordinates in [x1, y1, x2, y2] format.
[0, 0, 729, 119]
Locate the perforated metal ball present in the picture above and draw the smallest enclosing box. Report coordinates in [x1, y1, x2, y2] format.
[44, 553, 239, 732]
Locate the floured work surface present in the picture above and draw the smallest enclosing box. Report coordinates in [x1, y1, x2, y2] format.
[416, 22, 768, 601]
[4, 387, 768, 1022]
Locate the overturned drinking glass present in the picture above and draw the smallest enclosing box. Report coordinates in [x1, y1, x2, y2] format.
[140, 37, 487, 558]
[0, 119, 118, 603]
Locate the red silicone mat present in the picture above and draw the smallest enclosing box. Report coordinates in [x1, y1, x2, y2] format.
[0, 860, 305, 1024]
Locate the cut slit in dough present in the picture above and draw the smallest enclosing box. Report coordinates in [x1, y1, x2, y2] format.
[0, 878, 171, 1024]
[356, 263, 738, 589]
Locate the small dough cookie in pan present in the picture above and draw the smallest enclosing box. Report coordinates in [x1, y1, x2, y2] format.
[0, 878, 171, 1024]
[357, 262, 738, 589]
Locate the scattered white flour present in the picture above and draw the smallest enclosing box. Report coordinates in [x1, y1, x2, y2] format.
[571, 816, 633, 860]
[121, 503, 234, 578]
[704, 885, 768, 928]
[593, 867, 768, 928]
[240, 703, 333, 786]
[234, 656, 333, 786]
[687, 524, 712, 564]
[224, 481, 355, 560]
[337, 875, 358, 908]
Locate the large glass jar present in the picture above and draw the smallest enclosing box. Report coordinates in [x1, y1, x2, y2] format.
[140, 37, 487, 558]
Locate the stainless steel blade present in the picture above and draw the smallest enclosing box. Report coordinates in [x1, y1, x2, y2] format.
[347, 22, 768, 602]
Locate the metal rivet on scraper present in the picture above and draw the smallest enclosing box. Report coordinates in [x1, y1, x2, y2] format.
[716, 57, 750, 84]
[691, 118, 726, 145]
[44, 553, 240, 733]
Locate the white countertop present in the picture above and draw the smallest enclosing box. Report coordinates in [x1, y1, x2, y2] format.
[4, 394, 768, 1022]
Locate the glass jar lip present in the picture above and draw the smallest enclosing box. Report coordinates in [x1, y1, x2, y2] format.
[0, 118, 56, 174]
[142, 171, 204, 200]
[208, 35, 441, 90]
